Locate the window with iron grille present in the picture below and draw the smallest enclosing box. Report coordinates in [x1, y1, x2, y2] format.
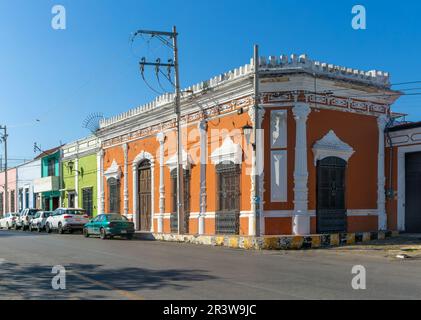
[47, 158, 56, 176]
[10, 190, 15, 213]
[216, 162, 241, 235]
[82, 187, 93, 217]
[108, 178, 120, 213]
[170, 169, 191, 233]
[0, 192, 3, 215]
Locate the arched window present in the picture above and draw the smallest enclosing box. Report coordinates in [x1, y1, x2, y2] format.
[108, 177, 120, 213]
[215, 162, 241, 235]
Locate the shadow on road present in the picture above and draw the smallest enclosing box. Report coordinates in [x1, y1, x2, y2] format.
[0, 261, 216, 300]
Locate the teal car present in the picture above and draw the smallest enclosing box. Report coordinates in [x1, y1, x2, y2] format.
[83, 214, 135, 240]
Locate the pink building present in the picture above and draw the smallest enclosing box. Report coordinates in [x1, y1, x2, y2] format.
[0, 168, 17, 215]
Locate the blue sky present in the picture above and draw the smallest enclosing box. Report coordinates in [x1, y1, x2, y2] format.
[1, 0, 421, 165]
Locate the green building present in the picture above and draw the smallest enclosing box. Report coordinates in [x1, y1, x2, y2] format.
[33, 146, 62, 211]
[61, 136, 101, 217]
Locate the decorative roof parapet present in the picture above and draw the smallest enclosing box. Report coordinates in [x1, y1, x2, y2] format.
[99, 54, 391, 129]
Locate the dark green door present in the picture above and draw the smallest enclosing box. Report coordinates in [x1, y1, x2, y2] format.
[317, 157, 347, 234]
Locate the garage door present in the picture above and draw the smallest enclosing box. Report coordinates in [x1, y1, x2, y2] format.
[405, 152, 421, 233]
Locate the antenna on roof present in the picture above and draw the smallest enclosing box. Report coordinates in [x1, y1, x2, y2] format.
[82, 112, 105, 135]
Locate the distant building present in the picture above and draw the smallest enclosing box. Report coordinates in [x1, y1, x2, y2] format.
[0, 167, 17, 214]
[16, 158, 42, 210]
[61, 136, 101, 217]
[33, 146, 62, 211]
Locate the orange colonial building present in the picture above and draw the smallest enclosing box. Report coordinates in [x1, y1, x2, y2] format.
[97, 54, 401, 236]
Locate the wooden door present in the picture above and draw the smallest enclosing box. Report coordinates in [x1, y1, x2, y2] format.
[138, 161, 151, 231]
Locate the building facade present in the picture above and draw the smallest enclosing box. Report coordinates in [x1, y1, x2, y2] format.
[16, 159, 42, 210]
[33, 147, 62, 211]
[386, 122, 421, 233]
[61, 136, 100, 217]
[0, 167, 17, 215]
[97, 54, 400, 236]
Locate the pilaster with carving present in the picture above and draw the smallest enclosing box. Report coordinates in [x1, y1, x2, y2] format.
[377, 115, 388, 230]
[292, 103, 311, 235]
[198, 121, 207, 235]
[122, 143, 129, 216]
[157, 132, 165, 233]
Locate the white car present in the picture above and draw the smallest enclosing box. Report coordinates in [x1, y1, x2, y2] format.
[0, 213, 17, 230]
[45, 208, 90, 234]
[19, 208, 41, 231]
[30, 211, 53, 232]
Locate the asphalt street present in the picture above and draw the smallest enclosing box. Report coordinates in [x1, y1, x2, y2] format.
[0, 229, 420, 300]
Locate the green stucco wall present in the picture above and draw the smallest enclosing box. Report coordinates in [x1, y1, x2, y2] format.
[62, 153, 98, 216]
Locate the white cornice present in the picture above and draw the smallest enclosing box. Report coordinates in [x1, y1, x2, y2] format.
[312, 130, 355, 165]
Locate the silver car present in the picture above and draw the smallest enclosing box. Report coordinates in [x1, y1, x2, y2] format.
[30, 211, 53, 232]
[19, 209, 41, 231]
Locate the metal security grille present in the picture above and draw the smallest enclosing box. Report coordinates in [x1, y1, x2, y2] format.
[0, 192, 3, 215]
[216, 163, 241, 235]
[82, 187, 93, 217]
[108, 178, 120, 213]
[170, 169, 190, 233]
[317, 157, 347, 234]
[405, 152, 421, 232]
[138, 160, 151, 231]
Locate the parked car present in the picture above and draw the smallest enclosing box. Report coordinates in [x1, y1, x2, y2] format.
[30, 211, 53, 232]
[0, 213, 17, 230]
[83, 214, 135, 240]
[19, 208, 41, 231]
[45, 208, 90, 234]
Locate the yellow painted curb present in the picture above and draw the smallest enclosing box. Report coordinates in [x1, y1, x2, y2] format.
[228, 237, 239, 248]
[391, 231, 400, 237]
[378, 231, 386, 240]
[311, 236, 321, 248]
[262, 237, 280, 250]
[290, 236, 304, 249]
[346, 233, 356, 245]
[362, 232, 371, 242]
[330, 234, 340, 246]
[242, 237, 254, 250]
[215, 236, 225, 246]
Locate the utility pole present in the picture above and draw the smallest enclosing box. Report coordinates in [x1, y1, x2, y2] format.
[133, 26, 185, 234]
[253, 45, 260, 237]
[0, 125, 8, 215]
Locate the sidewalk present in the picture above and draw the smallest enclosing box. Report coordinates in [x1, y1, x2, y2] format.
[134, 230, 399, 250]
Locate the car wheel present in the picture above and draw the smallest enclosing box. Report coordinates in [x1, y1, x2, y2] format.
[100, 228, 107, 240]
[83, 228, 89, 238]
[126, 234, 133, 240]
[37, 224, 42, 232]
[45, 223, 51, 234]
[6, 222, 9, 230]
[58, 223, 64, 234]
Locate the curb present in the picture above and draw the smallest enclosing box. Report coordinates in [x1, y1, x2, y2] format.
[134, 230, 400, 250]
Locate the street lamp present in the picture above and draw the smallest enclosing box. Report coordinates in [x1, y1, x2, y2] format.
[242, 124, 253, 146]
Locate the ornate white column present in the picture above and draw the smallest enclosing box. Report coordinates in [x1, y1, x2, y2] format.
[198, 121, 207, 235]
[292, 103, 311, 235]
[96, 150, 104, 214]
[377, 115, 388, 230]
[157, 132, 165, 233]
[122, 143, 129, 216]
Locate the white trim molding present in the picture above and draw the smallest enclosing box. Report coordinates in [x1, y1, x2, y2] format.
[210, 136, 242, 165]
[104, 159, 121, 181]
[132, 151, 155, 232]
[157, 132, 165, 233]
[166, 149, 192, 171]
[312, 130, 355, 166]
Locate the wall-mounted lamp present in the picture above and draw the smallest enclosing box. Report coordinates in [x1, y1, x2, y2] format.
[242, 124, 253, 146]
[67, 160, 81, 175]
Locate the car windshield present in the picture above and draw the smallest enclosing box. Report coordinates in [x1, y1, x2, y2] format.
[65, 209, 86, 216]
[106, 214, 127, 221]
[28, 209, 40, 215]
[44, 212, 52, 217]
